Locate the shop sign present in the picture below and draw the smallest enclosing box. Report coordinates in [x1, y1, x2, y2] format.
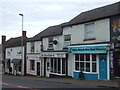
[27, 55, 40, 60]
[68, 46, 108, 54]
[40, 52, 66, 58]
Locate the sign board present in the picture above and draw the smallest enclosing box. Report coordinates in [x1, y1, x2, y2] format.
[27, 55, 40, 60]
[68, 46, 108, 54]
[40, 52, 66, 58]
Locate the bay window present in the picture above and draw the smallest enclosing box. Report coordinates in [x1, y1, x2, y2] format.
[50, 58, 66, 74]
[75, 54, 97, 73]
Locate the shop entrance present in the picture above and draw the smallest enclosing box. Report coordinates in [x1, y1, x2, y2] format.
[114, 50, 120, 77]
[37, 62, 41, 76]
[99, 55, 107, 80]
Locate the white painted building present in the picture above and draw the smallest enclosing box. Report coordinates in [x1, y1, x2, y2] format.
[26, 40, 42, 76]
[5, 46, 25, 75]
[3, 31, 27, 76]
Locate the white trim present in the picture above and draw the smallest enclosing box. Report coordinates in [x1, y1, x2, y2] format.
[49, 73, 66, 76]
[68, 44, 110, 48]
[107, 51, 110, 80]
[97, 54, 100, 79]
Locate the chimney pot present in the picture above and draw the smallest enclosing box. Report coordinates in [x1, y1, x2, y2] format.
[1, 35, 6, 44]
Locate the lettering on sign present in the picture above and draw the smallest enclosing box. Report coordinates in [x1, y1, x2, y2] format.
[40, 53, 66, 58]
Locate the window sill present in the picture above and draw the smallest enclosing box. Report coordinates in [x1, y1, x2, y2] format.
[83, 38, 96, 41]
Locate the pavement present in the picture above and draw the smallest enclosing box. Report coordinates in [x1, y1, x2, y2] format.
[2, 74, 120, 88]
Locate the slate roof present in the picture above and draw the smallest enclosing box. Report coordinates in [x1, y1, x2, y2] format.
[3, 36, 27, 48]
[62, 2, 120, 26]
[27, 24, 63, 42]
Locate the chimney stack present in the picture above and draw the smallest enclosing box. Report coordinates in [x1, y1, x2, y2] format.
[22, 31, 26, 37]
[1, 35, 6, 44]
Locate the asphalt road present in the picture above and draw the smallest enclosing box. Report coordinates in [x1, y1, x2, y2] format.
[2, 75, 85, 89]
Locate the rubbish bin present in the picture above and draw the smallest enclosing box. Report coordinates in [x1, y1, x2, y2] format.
[73, 71, 80, 80]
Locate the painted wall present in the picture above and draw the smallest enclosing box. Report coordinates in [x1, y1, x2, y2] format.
[71, 18, 110, 44]
[26, 59, 41, 76]
[42, 35, 64, 50]
[67, 53, 74, 76]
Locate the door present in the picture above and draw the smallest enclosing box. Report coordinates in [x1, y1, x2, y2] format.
[99, 55, 107, 80]
[114, 51, 120, 77]
[37, 62, 40, 76]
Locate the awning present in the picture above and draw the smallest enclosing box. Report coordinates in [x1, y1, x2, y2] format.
[11, 59, 21, 64]
[3, 59, 10, 63]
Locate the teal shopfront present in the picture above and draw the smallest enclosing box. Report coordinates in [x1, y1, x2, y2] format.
[68, 45, 110, 80]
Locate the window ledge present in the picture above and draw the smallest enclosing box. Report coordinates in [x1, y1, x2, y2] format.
[83, 38, 96, 41]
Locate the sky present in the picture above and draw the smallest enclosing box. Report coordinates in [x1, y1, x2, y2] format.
[0, 0, 120, 44]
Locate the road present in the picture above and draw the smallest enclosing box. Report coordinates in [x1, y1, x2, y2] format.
[2, 75, 87, 89]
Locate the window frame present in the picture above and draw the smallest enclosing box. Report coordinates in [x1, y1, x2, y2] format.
[30, 60, 35, 71]
[50, 58, 66, 75]
[48, 37, 54, 50]
[64, 34, 71, 47]
[31, 42, 35, 53]
[75, 54, 97, 73]
[84, 23, 95, 40]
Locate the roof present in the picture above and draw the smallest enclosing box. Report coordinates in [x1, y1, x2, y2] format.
[27, 24, 63, 42]
[3, 36, 27, 48]
[62, 2, 120, 26]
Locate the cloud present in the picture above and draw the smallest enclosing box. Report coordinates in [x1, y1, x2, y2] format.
[0, 0, 120, 43]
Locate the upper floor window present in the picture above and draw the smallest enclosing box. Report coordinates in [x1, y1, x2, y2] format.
[31, 42, 35, 52]
[64, 35, 71, 47]
[85, 23, 95, 39]
[48, 37, 53, 50]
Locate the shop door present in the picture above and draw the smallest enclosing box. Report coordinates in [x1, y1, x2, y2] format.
[114, 51, 120, 77]
[37, 62, 40, 76]
[99, 55, 107, 80]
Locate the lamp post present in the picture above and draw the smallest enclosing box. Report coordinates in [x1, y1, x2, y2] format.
[19, 13, 24, 75]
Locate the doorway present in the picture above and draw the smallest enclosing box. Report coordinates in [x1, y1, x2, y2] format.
[99, 55, 107, 80]
[114, 50, 120, 77]
[37, 62, 41, 76]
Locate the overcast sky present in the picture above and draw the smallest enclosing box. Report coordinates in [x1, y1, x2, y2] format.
[0, 0, 120, 43]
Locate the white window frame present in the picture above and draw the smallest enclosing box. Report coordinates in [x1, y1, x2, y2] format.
[48, 37, 54, 50]
[50, 58, 66, 75]
[85, 23, 95, 39]
[31, 42, 35, 52]
[75, 54, 97, 73]
[64, 34, 71, 47]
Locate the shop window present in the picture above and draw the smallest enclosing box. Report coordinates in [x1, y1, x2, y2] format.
[50, 58, 66, 74]
[80, 54, 84, 61]
[58, 58, 61, 74]
[86, 54, 90, 61]
[50, 58, 53, 72]
[75, 54, 79, 61]
[80, 62, 84, 71]
[30, 60, 35, 70]
[75, 62, 79, 70]
[85, 23, 95, 39]
[75, 54, 97, 72]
